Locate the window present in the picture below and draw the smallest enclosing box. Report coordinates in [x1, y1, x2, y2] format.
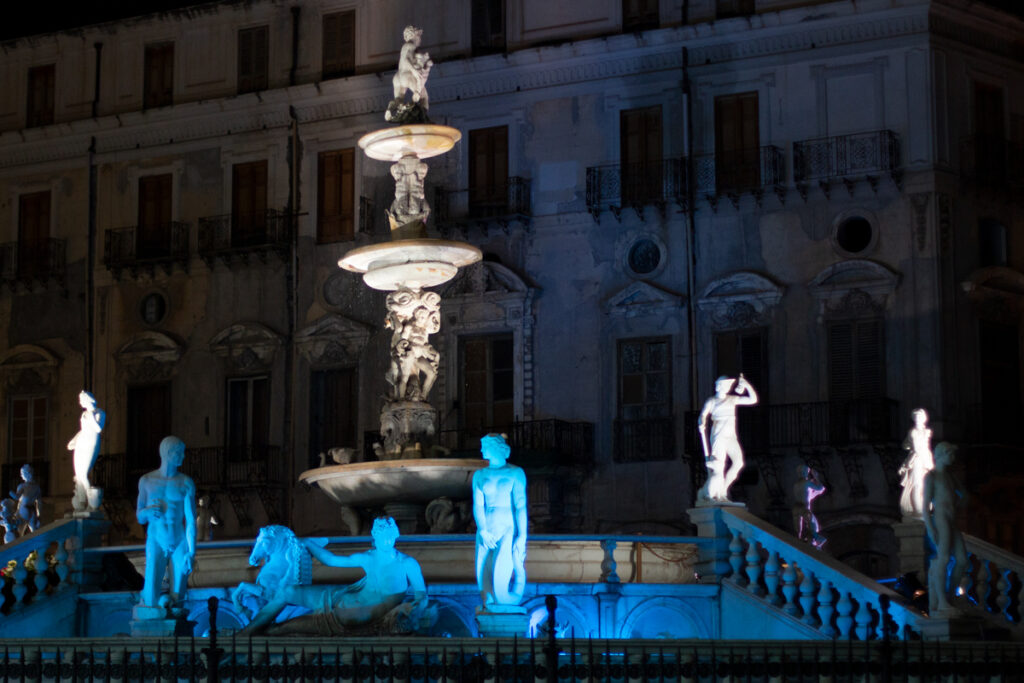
[26, 64, 54, 128]
[144, 42, 174, 109]
[232, 160, 268, 247]
[227, 376, 270, 460]
[979, 320, 1021, 444]
[623, 0, 659, 32]
[828, 318, 886, 443]
[309, 368, 357, 468]
[9, 396, 46, 463]
[138, 174, 172, 258]
[238, 26, 269, 94]
[18, 190, 50, 279]
[716, 0, 755, 19]
[834, 216, 874, 255]
[616, 337, 672, 462]
[620, 106, 662, 205]
[317, 149, 355, 243]
[460, 334, 514, 438]
[472, 0, 506, 55]
[126, 384, 171, 473]
[469, 126, 509, 217]
[979, 219, 1008, 267]
[322, 11, 355, 79]
[714, 92, 760, 192]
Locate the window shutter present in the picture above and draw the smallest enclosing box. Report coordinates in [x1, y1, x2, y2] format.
[828, 322, 854, 401]
[854, 319, 883, 398]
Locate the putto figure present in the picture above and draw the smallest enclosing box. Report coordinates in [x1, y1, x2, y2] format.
[386, 26, 433, 122]
[136, 436, 196, 611]
[0, 499, 20, 543]
[898, 408, 933, 518]
[11, 464, 42, 535]
[791, 465, 827, 549]
[67, 390, 105, 512]
[473, 434, 528, 609]
[923, 442, 968, 614]
[384, 288, 442, 402]
[696, 374, 759, 504]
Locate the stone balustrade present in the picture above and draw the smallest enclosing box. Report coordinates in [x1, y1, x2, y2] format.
[962, 533, 1024, 626]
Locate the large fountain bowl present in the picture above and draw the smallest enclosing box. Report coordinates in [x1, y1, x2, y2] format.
[299, 458, 487, 508]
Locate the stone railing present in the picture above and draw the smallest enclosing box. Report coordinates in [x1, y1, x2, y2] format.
[961, 533, 1024, 627]
[692, 506, 923, 640]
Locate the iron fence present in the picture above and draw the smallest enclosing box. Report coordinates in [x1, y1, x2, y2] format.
[0, 238, 66, 285]
[103, 221, 190, 270]
[613, 417, 675, 463]
[694, 145, 785, 195]
[793, 130, 901, 182]
[197, 210, 291, 261]
[586, 158, 685, 217]
[435, 176, 531, 224]
[437, 419, 594, 467]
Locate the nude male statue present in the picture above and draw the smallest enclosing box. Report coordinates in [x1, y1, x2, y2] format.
[922, 441, 968, 614]
[11, 464, 42, 535]
[136, 436, 196, 610]
[472, 433, 528, 608]
[696, 374, 759, 503]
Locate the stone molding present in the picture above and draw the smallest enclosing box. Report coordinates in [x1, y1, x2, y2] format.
[605, 281, 684, 318]
[115, 331, 184, 383]
[808, 259, 900, 321]
[0, 343, 60, 390]
[209, 322, 282, 373]
[697, 271, 784, 330]
[295, 314, 373, 368]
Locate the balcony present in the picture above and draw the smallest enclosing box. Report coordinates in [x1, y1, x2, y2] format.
[0, 239, 66, 290]
[793, 130, 901, 196]
[694, 145, 785, 206]
[432, 419, 594, 468]
[960, 135, 1024, 189]
[613, 416, 675, 463]
[586, 158, 685, 221]
[198, 210, 291, 266]
[103, 222, 190, 278]
[434, 177, 531, 234]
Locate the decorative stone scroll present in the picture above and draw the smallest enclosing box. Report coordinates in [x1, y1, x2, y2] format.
[698, 271, 784, 330]
[209, 323, 282, 373]
[808, 259, 899, 322]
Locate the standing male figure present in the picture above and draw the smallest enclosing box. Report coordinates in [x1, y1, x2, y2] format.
[136, 436, 196, 610]
[922, 441, 968, 613]
[696, 374, 759, 503]
[472, 433, 528, 608]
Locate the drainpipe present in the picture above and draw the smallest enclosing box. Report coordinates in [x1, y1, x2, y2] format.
[282, 105, 300, 524]
[682, 45, 700, 504]
[91, 43, 102, 119]
[86, 136, 97, 391]
[289, 7, 300, 87]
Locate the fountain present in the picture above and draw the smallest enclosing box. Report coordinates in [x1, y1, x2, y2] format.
[299, 26, 484, 534]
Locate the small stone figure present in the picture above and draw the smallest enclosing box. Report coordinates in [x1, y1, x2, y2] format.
[899, 408, 934, 518]
[389, 155, 431, 230]
[67, 390, 105, 512]
[473, 434, 528, 608]
[238, 517, 433, 636]
[386, 26, 433, 123]
[922, 442, 968, 614]
[791, 465, 827, 549]
[195, 495, 220, 542]
[11, 464, 42, 535]
[136, 436, 197, 611]
[696, 375, 759, 504]
[384, 288, 442, 402]
[0, 499, 21, 543]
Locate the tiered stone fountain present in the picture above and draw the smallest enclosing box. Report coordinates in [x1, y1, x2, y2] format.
[300, 26, 484, 534]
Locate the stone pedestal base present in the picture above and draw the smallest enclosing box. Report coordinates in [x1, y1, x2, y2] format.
[893, 519, 928, 583]
[917, 611, 986, 640]
[475, 606, 529, 638]
[130, 605, 194, 637]
[377, 401, 437, 460]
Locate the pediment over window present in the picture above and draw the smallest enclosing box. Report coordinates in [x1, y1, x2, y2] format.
[116, 332, 184, 383]
[210, 322, 282, 372]
[698, 271, 783, 329]
[443, 261, 529, 298]
[296, 314, 372, 367]
[808, 259, 899, 320]
[605, 281, 684, 317]
[0, 344, 60, 389]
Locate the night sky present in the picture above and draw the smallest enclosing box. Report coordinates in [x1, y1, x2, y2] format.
[3, 1, 209, 41]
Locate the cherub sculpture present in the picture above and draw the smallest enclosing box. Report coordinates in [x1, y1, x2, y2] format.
[386, 26, 433, 122]
[0, 499, 21, 544]
[11, 464, 42, 535]
[384, 288, 442, 402]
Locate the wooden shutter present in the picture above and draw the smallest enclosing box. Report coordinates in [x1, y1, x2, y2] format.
[829, 319, 884, 401]
[232, 161, 268, 246]
[309, 368, 358, 467]
[322, 11, 355, 79]
[472, 0, 506, 54]
[138, 174, 172, 256]
[469, 126, 508, 212]
[26, 65, 55, 128]
[317, 149, 354, 243]
[238, 26, 269, 93]
[10, 396, 46, 462]
[126, 384, 171, 471]
[623, 0, 659, 32]
[620, 106, 662, 203]
[714, 92, 760, 190]
[18, 191, 50, 278]
[144, 43, 174, 108]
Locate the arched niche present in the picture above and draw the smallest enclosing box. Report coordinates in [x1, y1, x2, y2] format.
[619, 597, 710, 639]
[0, 344, 60, 390]
[698, 271, 784, 330]
[295, 314, 372, 368]
[808, 259, 900, 322]
[523, 595, 591, 639]
[115, 331, 184, 383]
[209, 322, 283, 373]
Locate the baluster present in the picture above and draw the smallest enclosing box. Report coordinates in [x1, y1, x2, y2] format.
[799, 567, 817, 625]
[764, 550, 782, 606]
[836, 591, 854, 638]
[10, 554, 29, 610]
[32, 550, 48, 596]
[745, 540, 764, 596]
[599, 539, 620, 584]
[995, 568, 1011, 621]
[781, 561, 799, 615]
[54, 540, 69, 587]
[817, 580, 836, 637]
[975, 558, 993, 613]
[728, 530, 745, 585]
[854, 599, 873, 640]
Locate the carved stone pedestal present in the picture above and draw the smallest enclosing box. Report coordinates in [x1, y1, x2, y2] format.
[129, 605, 194, 637]
[893, 518, 928, 583]
[377, 400, 437, 460]
[475, 605, 529, 638]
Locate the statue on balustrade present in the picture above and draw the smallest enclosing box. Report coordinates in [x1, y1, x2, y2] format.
[135, 436, 196, 612]
[473, 434, 528, 609]
[67, 390, 105, 512]
[696, 374, 759, 504]
[0, 499, 20, 543]
[898, 408, 933, 518]
[237, 517, 435, 636]
[922, 441, 968, 614]
[386, 26, 433, 123]
[11, 463, 41, 535]
[791, 465, 827, 549]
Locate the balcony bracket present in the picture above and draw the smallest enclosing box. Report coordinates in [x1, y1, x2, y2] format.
[873, 443, 903, 494]
[753, 450, 786, 506]
[890, 169, 904, 191]
[837, 446, 868, 499]
[632, 203, 645, 221]
[818, 180, 832, 200]
[727, 192, 741, 210]
[796, 183, 809, 203]
[773, 185, 787, 206]
[610, 205, 623, 222]
[705, 194, 719, 213]
[589, 208, 602, 224]
[227, 489, 253, 529]
[866, 175, 879, 194]
[752, 189, 764, 208]
[842, 177, 856, 197]
[256, 486, 286, 524]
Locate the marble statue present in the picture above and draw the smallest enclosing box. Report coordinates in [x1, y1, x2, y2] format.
[0, 499, 20, 543]
[384, 288, 441, 402]
[923, 442, 968, 614]
[136, 436, 196, 611]
[696, 375, 759, 504]
[196, 495, 220, 542]
[388, 156, 431, 230]
[231, 524, 306, 619]
[899, 408, 934, 518]
[238, 517, 434, 636]
[791, 465, 827, 549]
[385, 26, 433, 123]
[67, 390, 105, 512]
[473, 434, 528, 608]
[11, 464, 42, 535]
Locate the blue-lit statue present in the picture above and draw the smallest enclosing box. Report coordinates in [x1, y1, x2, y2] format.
[11, 464, 41, 534]
[923, 442, 968, 614]
[473, 433, 528, 608]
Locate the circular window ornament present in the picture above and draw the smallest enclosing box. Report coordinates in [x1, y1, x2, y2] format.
[619, 233, 668, 279]
[140, 292, 168, 326]
[831, 211, 878, 256]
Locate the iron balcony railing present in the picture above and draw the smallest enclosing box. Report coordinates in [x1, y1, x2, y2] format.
[197, 209, 291, 263]
[0, 238, 66, 286]
[434, 177, 531, 226]
[684, 397, 900, 456]
[793, 129, 901, 183]
[960, 135, 1024, 188]
[358, 195, 375, 234]
[586, 158, 686, 218]
[613, 416, 675, 463]
[694, 145, 785, 195]
[435, 419, 595, 467]
[103, 222, 190, 273]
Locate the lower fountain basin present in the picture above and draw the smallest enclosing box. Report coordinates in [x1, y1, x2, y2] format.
[299, 458, 486, 508]
[338, 239, 482, 290]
